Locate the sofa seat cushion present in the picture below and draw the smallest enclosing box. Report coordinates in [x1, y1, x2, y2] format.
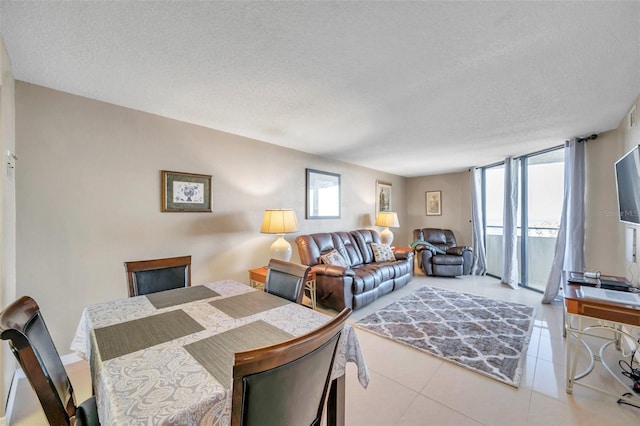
[351, 266, 381, 294]
[431, 254, 464, 266]
[389, 260, 412, 277]
[351, 261, 407, 294]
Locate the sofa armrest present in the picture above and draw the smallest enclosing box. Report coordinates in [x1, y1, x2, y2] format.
[414, 244, 437, 256]
[311, 264, 355, 277]
[446, 246, 472, 256]
[392, 247, 413, 261]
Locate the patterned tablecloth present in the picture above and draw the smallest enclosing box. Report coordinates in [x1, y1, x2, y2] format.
[70, 280, 369, 425]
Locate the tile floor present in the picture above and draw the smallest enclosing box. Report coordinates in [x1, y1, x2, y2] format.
[10, 274, 640, 425]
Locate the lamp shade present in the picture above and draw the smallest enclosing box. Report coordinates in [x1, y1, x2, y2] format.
[375, 212, 399, 228]
[260, 209, 299, 234]
[261, 209, 298, 262]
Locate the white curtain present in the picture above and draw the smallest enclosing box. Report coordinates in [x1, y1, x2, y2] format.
[471, 168, 487, 275]
[502, 156, 519, 289]
[542, 139, 585, 303]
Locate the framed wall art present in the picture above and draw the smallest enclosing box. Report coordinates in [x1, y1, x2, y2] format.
[306, 168, 341, 219]
[425, 190, 442, 216]
[161, 170, 212, 212]
[376, 181, 392, 214]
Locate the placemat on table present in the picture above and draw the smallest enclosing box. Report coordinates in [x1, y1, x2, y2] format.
[209, 290, 289, 319]
[146, 285, 220, 309]
[184, 320, 293, 386]
[94, 309, 204, 360]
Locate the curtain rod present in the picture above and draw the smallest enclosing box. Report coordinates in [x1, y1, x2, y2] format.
[472, 135, 597, 170]
[575, 133, 598, 143]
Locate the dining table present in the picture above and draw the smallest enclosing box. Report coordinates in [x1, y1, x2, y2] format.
[70, 280, 370, 425]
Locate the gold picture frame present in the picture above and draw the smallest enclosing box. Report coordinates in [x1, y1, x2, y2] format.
[425, 190, 442, 216]
[376, 181, 392, 214]
[161, 170, 212, 212]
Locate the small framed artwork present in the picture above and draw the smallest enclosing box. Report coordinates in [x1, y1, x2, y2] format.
[376, 181, 392, 213]
[306, 168, 341, 219]
[425, 190, 442, 216]
[161, 170, 212, 212]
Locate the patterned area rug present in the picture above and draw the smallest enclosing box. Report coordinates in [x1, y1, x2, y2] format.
[355, 286, 536, 387]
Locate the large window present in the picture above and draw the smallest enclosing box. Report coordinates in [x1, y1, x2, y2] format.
[483, 147, 564, 291]
[485, 164, 505, 277]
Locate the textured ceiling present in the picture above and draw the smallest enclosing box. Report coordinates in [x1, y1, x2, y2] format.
[1, 1, 639, 177]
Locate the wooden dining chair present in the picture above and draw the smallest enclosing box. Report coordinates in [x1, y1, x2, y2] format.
[0, 296, 99, 426]
[124, 255, 191, 297]
[231, 307, 351, 426]
[264, 258, 311, 305]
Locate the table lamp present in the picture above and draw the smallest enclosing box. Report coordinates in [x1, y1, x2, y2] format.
[260, 209, 299, 261]
[375, 211, 399, 245]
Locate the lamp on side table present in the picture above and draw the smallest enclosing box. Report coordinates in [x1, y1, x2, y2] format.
[260, 209, 298, 261]
[375, 211, 399, 245]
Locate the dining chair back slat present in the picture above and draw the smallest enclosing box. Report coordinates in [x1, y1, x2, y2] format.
[265, 258, 310, 305]
[231, 307, 351, 426]
[124, 255, 191, 297]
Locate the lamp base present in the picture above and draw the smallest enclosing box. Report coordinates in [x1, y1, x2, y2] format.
[380, 227, 394, 245]
[270, 235, 292, 262]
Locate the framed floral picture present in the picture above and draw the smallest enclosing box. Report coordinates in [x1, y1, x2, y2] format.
[376, 181, 392, 213]
[425, 190, 442, 216]
[161, 170, 212, 212]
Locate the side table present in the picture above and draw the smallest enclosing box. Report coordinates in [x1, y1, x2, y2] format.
[248, 266, 268, 290]
[563, 280, 640, 407]
[247, 266, 317, 310]
[393, 246, 417, 272]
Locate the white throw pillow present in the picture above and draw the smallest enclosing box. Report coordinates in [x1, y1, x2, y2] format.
[370, 242, 396, 262]
[319, 249, 349, 267]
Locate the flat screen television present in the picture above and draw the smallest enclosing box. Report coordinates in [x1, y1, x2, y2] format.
[615, 144, 640, 225]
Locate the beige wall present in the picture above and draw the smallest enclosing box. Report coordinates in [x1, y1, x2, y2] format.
[584, 129, 627, 275]
[15, 83, 408, 353]
[406, 171, 472, 246]
[587, 94, 640, 283]
[1, 35, 16, 415]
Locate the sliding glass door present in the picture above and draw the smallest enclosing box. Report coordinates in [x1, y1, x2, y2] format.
[483, 147, 564, 291]
[485, 164, 506, 277]
[522, 149, 564, 291]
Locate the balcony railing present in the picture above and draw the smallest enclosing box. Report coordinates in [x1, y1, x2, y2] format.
[485, 225, 559, 291]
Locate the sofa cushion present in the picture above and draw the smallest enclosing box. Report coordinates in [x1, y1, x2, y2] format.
[319, 249, 348, 267]
[413, 228, 457, 249]
[369, 243, 396, 262]
[350, 229, 380, 264]
[333, 232, 363, 266]
[351, 266, 381, 294]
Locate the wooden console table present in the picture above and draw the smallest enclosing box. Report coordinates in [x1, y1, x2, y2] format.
[563, 277, 640, 407]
